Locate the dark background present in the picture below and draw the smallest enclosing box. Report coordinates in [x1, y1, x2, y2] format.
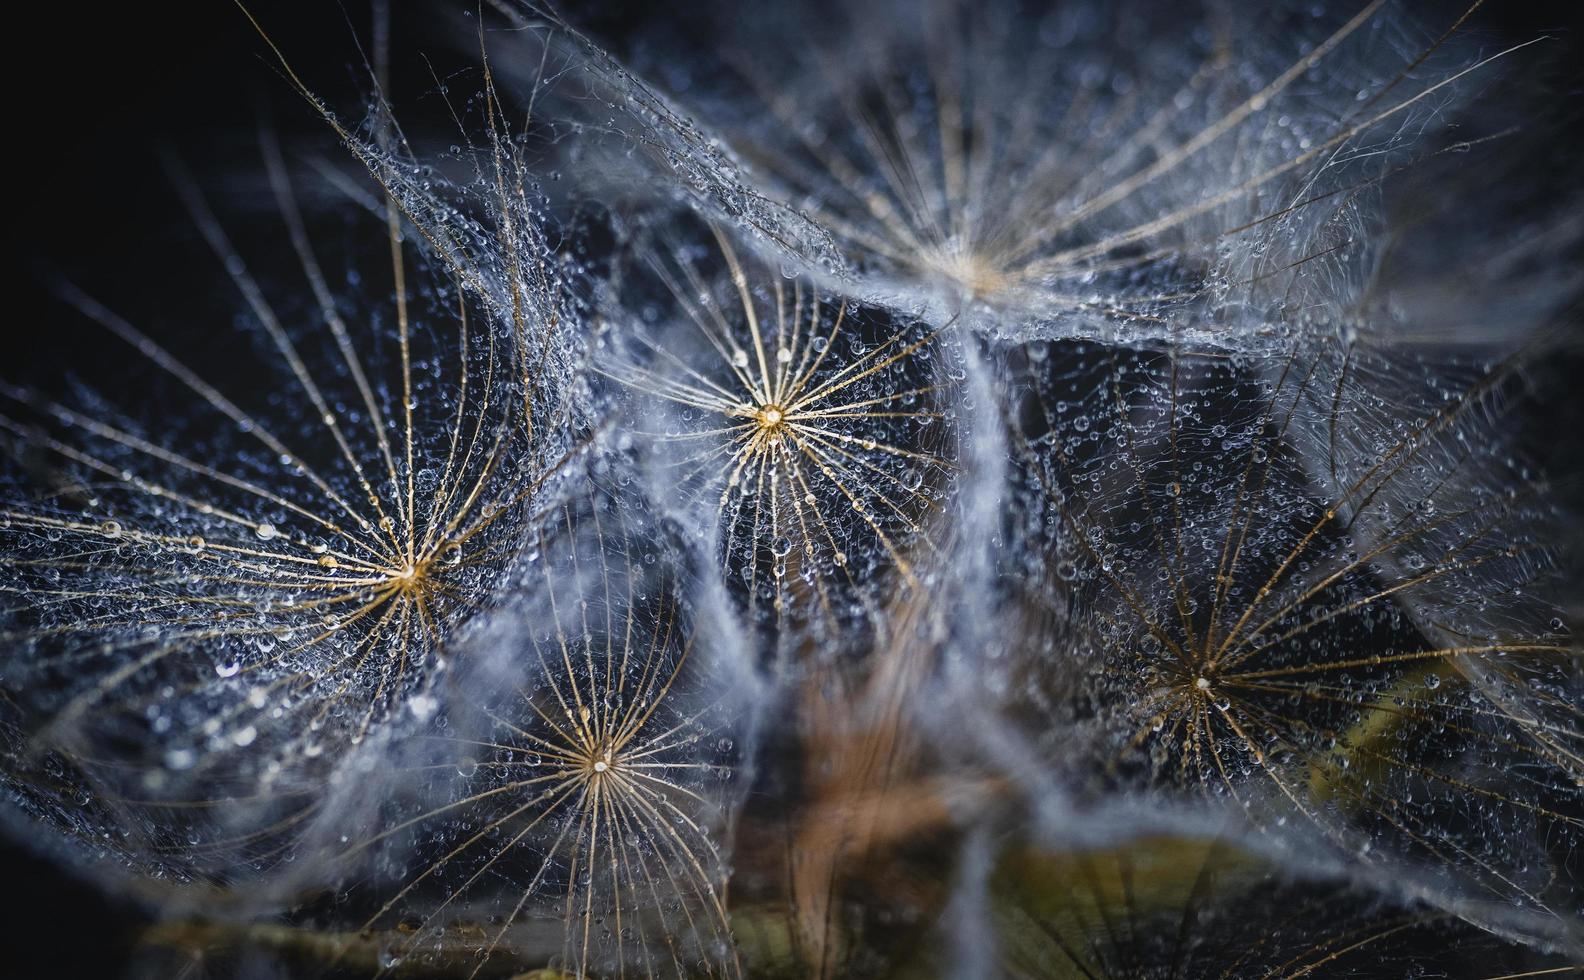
[6, 1, 1581, 975]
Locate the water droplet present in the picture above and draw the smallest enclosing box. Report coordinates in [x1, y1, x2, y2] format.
[164, 748, 196, 771]
[409, 694, 439, 720]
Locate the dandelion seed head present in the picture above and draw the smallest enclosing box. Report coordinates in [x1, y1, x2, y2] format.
[989, 335, 1581, 940]
[0, 122, 588, 884]
[567, 0, 1560, 355]
[338, 487, 745, 977]
[604, 218, 962, 628]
